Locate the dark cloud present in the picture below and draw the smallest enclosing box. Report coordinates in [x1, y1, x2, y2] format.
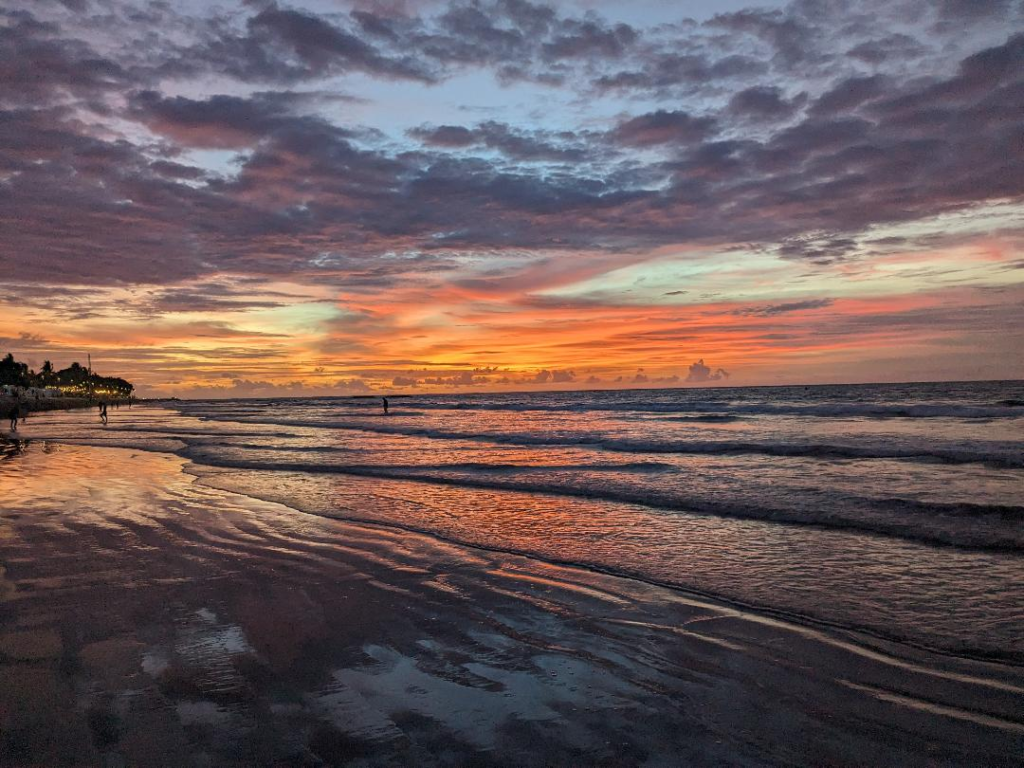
[2, 1, 1022, 292]
[810, 75, 889, 115]
[707, 8, 819, 68]
[408, 121, 587, 161]
[541, 19, 637, 61]
[846, 34, 926, 64]
[594, 53, 761, 93]
[180, 377, 373, 397]
[685, 359, 729, 383]
[177, 3, 436, 84]
[727, 86, 805, 120]
[776, 236, 860, 263]
[0, 10, 132, 104]
[128, 90, 356, 149]
[408, 124, 477, 147]
[149, 160, 208, 180]
[533, 369, 575, 384]
[422, 370, 484, 386]
[612, 110, 717, 147]
[737, 298, 835, 316]
[139, 281, 305, 315]
[937, 0, 1012, 21]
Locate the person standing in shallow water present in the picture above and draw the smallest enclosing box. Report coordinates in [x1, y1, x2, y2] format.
[99, 401, 108, 425]
[7, 402, 17, 432]
[382, 396, 389, 415]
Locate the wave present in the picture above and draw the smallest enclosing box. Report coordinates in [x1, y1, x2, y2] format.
[179, 443, 675, 473]
[651, 414, 742, 423]
[179, 449, 1024, 552]
[326, 401, 1024, 420]
[184, 417, 1024, 468]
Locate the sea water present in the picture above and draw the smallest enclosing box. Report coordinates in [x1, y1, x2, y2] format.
[17, 381, 1024, 660]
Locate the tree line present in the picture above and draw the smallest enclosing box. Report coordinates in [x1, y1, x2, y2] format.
[1, 353, 134, 397]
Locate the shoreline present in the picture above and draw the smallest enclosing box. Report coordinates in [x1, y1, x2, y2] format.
[5, 426, 1018, 667]
[194, 464, 1024, 668]
[6, 406, 1023, 665]
[1, 396, 132, 415]
[1, 440, 1022, 766]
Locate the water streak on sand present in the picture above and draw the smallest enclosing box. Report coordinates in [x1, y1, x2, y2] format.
[1, 441, 1022, 765]
[835, 680, 1024, 734]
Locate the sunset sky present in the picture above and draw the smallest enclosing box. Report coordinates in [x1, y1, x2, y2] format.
[1, 0, 1022, 396]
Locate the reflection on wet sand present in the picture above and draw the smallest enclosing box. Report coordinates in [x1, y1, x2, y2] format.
[0, 443, 1021, 766]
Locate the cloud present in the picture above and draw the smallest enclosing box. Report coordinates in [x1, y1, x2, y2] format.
[128, 90, 355, 149]
[139, 281, 304, 315]
[182, 378, 307, 398]
[541, 18, 637, 61]
[707, 8, 819, 69]
[737, 298, 835, 317]
[810, 75, 889, 115]
[612, 110, 717, 147]
[1, 0, 1023, 396]
[407, 124, 476, 147]
[937, 0, 1012, 22]
[0, 11, 133, 105]
[176, 4, 436, 84]
[727, 86, 805, 121]
[532, 368, 575, 384]
[846, 35, 925, 65]
[421, 370, 483, 386]
[7, 17, 1023, 290]
[685, 359, 729, 383]
[408, 121, 587, 161]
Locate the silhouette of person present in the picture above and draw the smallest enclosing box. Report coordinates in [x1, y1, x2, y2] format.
[7, 403, 18, 432]
[382, 396, 389, 415]
[100, 401, 108, 425]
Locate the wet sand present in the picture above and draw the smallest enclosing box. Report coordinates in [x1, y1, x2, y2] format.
[2, 396, 115, 415]
[0, 442, 1021, 766]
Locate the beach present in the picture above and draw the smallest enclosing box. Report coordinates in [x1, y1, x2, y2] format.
[7, 0, 1023, 762]
[1, 396, 133, 417]
[2, 442, 1021, 767]
[1, 392, 1023, 766]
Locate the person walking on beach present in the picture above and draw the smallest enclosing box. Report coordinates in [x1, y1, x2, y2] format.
[99, 401, 108, 425]
[382, 396, 389, 415]
[7, 403, 18, 432]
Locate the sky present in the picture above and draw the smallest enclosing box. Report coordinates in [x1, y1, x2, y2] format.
[0, 0, 1022, 397]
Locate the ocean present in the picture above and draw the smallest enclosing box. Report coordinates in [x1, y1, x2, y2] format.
[21, 380, 1024, 662]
